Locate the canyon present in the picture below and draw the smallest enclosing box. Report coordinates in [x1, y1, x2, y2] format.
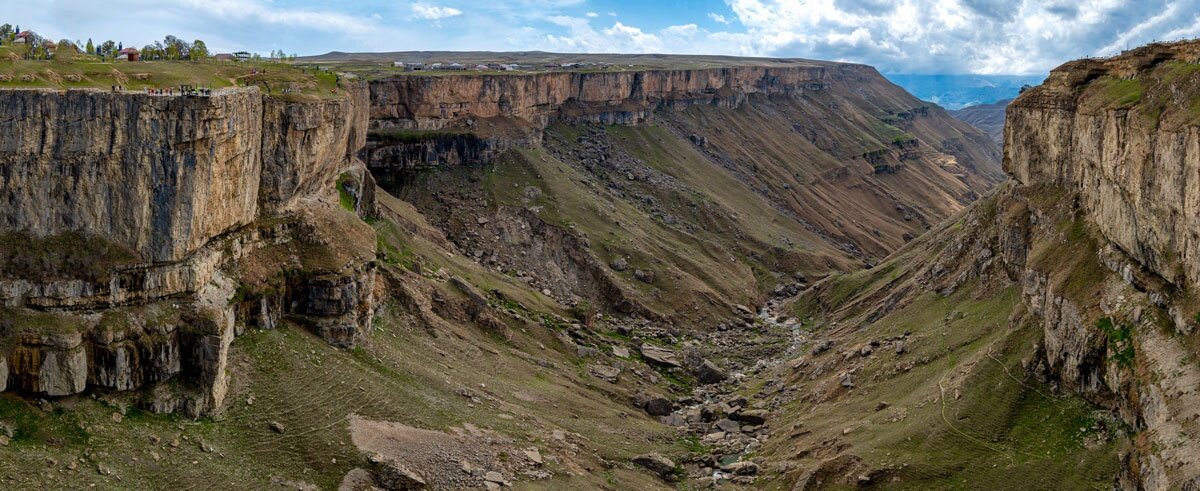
[0, 41, 1195, 490]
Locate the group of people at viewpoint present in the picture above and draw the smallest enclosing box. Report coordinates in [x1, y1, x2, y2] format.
[109, 84, 214, 96]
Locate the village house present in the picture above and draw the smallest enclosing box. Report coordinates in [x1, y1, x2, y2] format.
[234, 51, 251, 61]
[214, 53, 236, 61]
[13, 31, 31, 44]
[116, 47, 139, 61]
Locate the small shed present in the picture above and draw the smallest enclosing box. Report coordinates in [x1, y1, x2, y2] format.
[214, 53, 236, 61]
[117, 47, 139, 62]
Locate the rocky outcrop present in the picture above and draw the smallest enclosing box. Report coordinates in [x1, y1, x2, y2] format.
[0, 88, 263, 263]
[260, 81, 370, 211]
[1003, 41, 1200, 489]
[1007, 42, 1200, 294]
[0, 82, 378, 416]
[368, 65, 857, 132]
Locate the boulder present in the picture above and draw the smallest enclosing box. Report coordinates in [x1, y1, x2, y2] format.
[632, 453, 678, 481]
[372, 457, 427, 490]
[643, 397, 674, 416]
[722, 461, 759, 476]
[692, 359, 727, 385]
[732, 409, 768, 426]
[715, 418, 742, 433]
[610, 257, 628, 271]
[633, 269, 655, 284]
[338, 468, 378, 491]
[588, 364, 621, 383]
[639, 344, 680, 367]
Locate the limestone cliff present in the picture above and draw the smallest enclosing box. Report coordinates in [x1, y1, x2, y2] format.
[0, 83, 378, 416]
[366, 63, 1003, 264]
[0, 89, 263, 263]
[1004, 42, 1200, 489]
[368, 65, 857, 131]
[1007, 42, 1200, 295]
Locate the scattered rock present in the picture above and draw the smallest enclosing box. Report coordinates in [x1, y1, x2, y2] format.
[523, 447, 543, 465]
[612, 345, 630, 358]
[723, 461, 759, 476]
[732, 304, 755, 319]
[692, 359, 727, 385]
[732, 409, 768, 426]
[639, 344, 680, 367]
[840, 374, 854, 388]
[610, 257, 628, 271]
[715, 418, 742, 433]
[269, 421, 286, 434]
[643, 397, 674, 416]
[588, 364, 621, 383]
[632, 453, 678, 481]
[483, 471, 509, 486]
[338, 468, 378, 491]
[633, 269, 655, 284]
[373, 458, 427, 490]
[96, 463, 113, 476]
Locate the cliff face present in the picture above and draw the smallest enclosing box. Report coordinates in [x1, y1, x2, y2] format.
[1003, 42, 1200, 488]
[0, 89, 263, 263]
[261, 82, 370, 211]
[1007, 43, 1200, 293]
[0, 84, 378, 416]
[368, 65, 852, 131]
[367, 64, 1003, 264]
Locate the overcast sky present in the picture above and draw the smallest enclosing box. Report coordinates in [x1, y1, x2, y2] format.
[6, 0, 1199, 74]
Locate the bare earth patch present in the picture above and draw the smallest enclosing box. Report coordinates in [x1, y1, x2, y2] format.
[349, 415, 544, 489]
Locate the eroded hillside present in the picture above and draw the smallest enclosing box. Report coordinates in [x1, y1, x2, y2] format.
[743, 41, 1200, 490]
[0, 56, 1007, 490]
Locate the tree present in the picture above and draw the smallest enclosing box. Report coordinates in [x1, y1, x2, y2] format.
[190, 39, 208, 61]
[85, 38, 93, 55]
[163, 35, 189, 60]
[0, 24, 12, 41]
[99, 40, 116, 58]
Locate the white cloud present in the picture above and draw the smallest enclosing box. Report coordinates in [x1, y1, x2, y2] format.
[411, 3, 463, 20]
[9, 0, 1200, 75]
[709, 13, 732, 24]
[180, 0, 376, 35]
[709, 0, 1200, 74]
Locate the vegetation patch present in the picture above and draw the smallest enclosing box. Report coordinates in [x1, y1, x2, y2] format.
[1097, 317, 1135, 367]
[1092, 77, 1144, 108]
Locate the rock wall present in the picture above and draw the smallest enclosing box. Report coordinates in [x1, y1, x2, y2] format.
[1006, 42, 1200, 292]
[0, 83, 371, 261]
[1003, 41, 1200, 489]
[0, 82, 378, 416]
[367, 65, 858, 131]
[260, 81, 370, 211]
[0, 89, 264, 263]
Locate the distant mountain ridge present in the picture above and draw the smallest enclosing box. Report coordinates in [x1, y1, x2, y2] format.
[949, 98, 1011, 146]
[884, 73, 1043, 109]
